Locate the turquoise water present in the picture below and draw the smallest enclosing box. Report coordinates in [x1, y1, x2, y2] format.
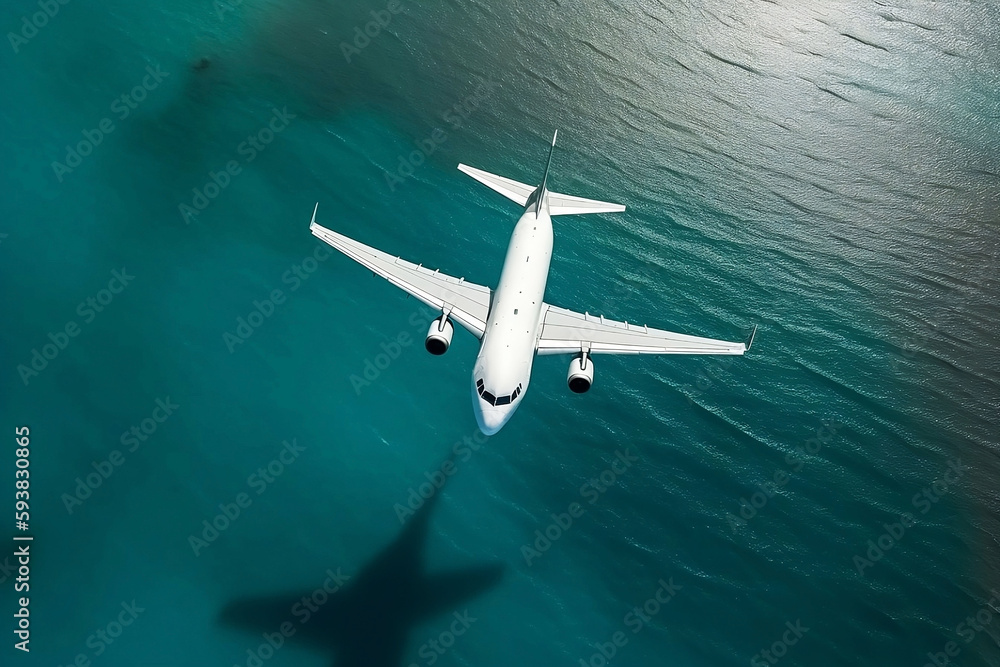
[2, 0, 999, 665]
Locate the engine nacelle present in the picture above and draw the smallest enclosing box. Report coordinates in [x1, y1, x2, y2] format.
[567, 353, 594, 393]
[425, 316, 454, 355]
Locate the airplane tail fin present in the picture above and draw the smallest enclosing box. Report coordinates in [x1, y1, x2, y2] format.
[458, 130, 625, 216]
[538, 129, 557, 202]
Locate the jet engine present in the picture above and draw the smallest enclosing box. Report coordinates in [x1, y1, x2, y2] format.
[425, 316, 454, 355]
[567, 353, 594, 393]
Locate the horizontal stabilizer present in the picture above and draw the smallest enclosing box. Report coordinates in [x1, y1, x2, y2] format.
[546, 191, 626, 216]
[457, 164, 536, 206]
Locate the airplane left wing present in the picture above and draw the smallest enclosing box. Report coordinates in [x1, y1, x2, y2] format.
[536, 303, 754, 355]
[310, 205, 492, 338]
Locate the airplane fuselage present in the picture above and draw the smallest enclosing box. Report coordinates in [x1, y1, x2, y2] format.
[472, 206, 553, 434]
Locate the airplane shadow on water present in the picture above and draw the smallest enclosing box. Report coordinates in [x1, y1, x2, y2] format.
[219, 483, 504, 667]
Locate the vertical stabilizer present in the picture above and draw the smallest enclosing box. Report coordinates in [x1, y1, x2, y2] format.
[537, 130, 558, 218]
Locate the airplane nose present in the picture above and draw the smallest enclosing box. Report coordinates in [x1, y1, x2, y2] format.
[471, 375, 517, 435]
[475, 404, 505, 436]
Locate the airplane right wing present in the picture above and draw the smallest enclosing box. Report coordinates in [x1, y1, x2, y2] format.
[535, 303, 753, 355]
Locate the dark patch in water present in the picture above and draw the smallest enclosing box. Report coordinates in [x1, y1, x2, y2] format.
[840, 32, 890, 52]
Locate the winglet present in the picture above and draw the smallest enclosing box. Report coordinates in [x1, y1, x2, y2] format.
[745, 324, 758, 352]
[310, 202, 319, 229]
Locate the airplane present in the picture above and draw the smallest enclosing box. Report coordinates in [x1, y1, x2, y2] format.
[310, 130, 755, 435]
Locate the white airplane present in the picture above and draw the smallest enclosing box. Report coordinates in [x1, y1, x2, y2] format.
[310, 131, 755, 434]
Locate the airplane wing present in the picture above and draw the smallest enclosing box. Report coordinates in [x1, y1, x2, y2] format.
[309, 205, 492, 339]
[535, 303, 754, 355]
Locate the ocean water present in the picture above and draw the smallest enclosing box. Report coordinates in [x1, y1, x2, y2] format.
[1, 0, 999, 665]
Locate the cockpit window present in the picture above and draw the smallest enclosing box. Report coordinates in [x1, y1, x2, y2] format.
[476, 378, 522, 406]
